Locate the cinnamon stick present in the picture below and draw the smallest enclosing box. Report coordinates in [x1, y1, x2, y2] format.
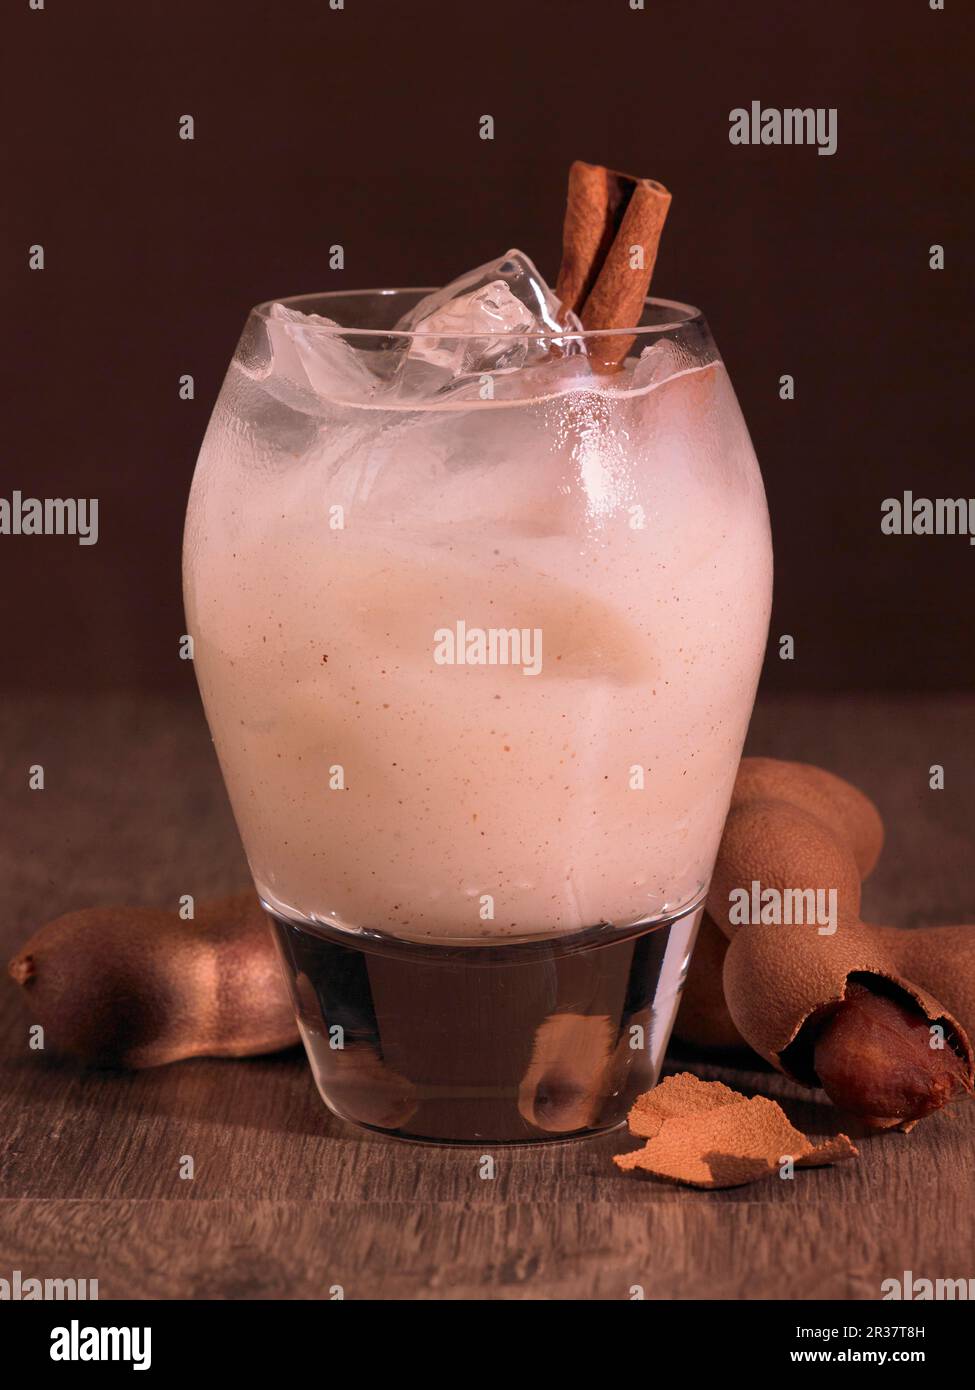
[555, 163, 634, 320]
[555, 161, 671, 372]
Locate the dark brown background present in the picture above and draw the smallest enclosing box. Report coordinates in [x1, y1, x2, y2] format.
[2, 3, 974, 1305]
[2, 0, 972, 694]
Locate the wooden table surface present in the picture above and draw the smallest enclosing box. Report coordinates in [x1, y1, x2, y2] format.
[1, 693, 972, 1300]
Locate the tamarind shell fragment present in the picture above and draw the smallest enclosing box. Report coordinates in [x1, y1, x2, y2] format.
[7, 894, 299, 1068]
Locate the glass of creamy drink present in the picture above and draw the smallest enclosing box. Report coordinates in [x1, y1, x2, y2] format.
[183, 249, 772, 1143]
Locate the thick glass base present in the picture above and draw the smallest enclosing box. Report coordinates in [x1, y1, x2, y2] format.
[269, 901, 703, 1145]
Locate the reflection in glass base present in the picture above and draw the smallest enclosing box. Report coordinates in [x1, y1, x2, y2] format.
[269, 899, 704, 1145]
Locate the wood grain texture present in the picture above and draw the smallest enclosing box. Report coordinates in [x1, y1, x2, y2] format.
[1, 694, 973, 1299]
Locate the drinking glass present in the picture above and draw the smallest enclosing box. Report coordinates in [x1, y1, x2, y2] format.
[183, 291, 772, 1143]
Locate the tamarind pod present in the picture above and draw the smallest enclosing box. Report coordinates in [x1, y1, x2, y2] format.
[7, 894, 299, 1069]
[730, 758, 884, 878]
[672, 913, 750, 1053]
[679, 760, 882, 1045]
[722, 916, 974, 1127]
[706, 800, 862, 941]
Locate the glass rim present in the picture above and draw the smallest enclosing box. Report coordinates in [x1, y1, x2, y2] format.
[252, 288, 705, 341]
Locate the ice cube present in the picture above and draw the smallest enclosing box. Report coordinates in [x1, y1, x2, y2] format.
[395, 249, 583, 391]
[629, 335, 693, 392]
[399, 249, 570, 337]
[260, 302, 381, 407]
[252, 251, 588, 409]
[403, 280, 537, 375]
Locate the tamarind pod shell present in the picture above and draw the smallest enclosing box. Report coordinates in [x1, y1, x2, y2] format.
[672, 913, 751, 1053]
[7, 894, 299, 1069]
[732, 759, 885, 879]
[721, 917, 974, 1110]
[867, 923, 975, 1049]
[707, 800, 862, 941]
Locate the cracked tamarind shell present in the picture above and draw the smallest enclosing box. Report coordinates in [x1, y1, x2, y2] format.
[722, 914, 974, 1127]
[871, 923, 975, 1045]
[7, 894, 299, 1068]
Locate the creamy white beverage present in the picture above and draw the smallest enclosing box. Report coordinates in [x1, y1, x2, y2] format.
[184, 280, 771, 943]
